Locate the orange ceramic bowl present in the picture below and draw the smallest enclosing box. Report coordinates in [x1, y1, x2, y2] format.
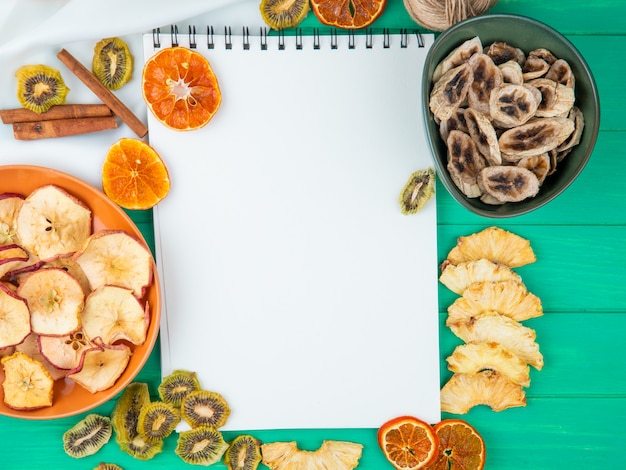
[0, 165, 161, 419]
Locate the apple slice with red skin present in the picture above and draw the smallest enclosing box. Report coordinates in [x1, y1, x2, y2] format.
[16, 267, 85, 336]
[38, 329, 92, 372]
[67, 338, 131, 393]
[0, 192, 25, 246]
[82, 285, 149, 346]
[15, 333, 67, 381]
[0, 282, 31, 349]
[0, 244, 30, 278]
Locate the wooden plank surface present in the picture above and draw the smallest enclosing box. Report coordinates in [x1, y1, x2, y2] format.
[1, 1, 625, 469]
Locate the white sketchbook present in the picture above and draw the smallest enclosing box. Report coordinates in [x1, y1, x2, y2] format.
[143, 27, 440, 431]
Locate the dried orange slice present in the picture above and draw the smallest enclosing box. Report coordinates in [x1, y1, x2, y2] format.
[102, 138, 170, 210]
[378, 416, 439, 470]
[426, 419, 486, 470]
[310, 0, 387, 29]
[142, 46, 221, 131]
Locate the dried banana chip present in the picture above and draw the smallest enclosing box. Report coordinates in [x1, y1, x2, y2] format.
[517, 153, 551, 185]
[464, 108, 501, 166]
[478, 166, 540, 203]
[467, 53, 502, 115]
[445, 226, 536, 268]
[546, 58, 575, 88]
[447, 280, 543, 323]
[556, 106, 585, 153]
[439, 108, 468, 142]
[489, 84, 540, 128]
[484, 41, 526, 66]
[522, 56, 550, 80]
[528, 48, 557, 65]
[440, 370, 526, 414]
[498, 60, 524, 85]
[429, 63, 473, 122]
[433, 36, 482, 83]
[498, 117, 575, 158]
[446, 130, 486, 198]
[447, 313, 544, 370]
[446, 342, 531, 387]
[439, 258, 523, 295]
[529, 78, 575, 118]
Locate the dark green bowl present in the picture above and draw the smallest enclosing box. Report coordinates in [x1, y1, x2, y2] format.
[422, 13, 600, 218]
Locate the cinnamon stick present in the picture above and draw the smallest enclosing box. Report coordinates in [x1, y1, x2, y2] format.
[56, 48, 148, 138]
[12, 115, 118, 140]
[0, 104, 113, 124]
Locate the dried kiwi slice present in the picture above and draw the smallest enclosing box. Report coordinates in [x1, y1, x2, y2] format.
[63, 414, 112, 458]
[92, 37, 133, 90]
[158, 369, 201, 407]
[175, 425, 229, 466]
[224, 435, 262, 470]
[119, 435, 163, 460]
[137, 401, 180, 443]
[181, 389, 231, 429]
[15, 64, 69, 113]
[93, 464, 123, 470]
[399, 168, 436, 215]
[111, 382, 151, 443]
[260, 0, 310, 30]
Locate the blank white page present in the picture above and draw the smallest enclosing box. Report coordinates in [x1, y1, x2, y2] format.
[144, 28, 440, 431]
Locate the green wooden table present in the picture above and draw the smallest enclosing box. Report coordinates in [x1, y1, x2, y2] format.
[1, 0, 625, 468]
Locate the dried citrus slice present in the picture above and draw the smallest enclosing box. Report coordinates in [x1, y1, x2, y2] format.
[102, 138, 170, 210]
[142, 46, 221, 131]
[426, 419, 486, 470]
[378, 416, 439, 470]
[310, 0, 387, 29]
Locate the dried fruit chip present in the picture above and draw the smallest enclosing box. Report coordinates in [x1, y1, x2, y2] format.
[260, 0, 310, 30]
[111, 382, 151, 443]
[158, 369, 201, 407]
[310, 0, 387, 29]
[0, 282, 31, 349]
[17, 267, 84, 336]
[175, 425, 229, 466]
[67, 341, 132, 393]
[1, 351, 54, 410]
[74, 229, 153, 298]
[81, 285, 149, 346]
[224, 434, 262, 470]
[378, 416, 439, 470]
[15, 64, 69, 114]
[102, 138, 171, 210]
[445, 226, 536, 268]
[399, 168, 436, 215]
[63, 414, 112, 458]
[181, 389, 231, 428]
[38, 329, 92, 371]
[15, 332, 68, 381]
[119, 434, 163, 460]
[137, 401, 180, 443]
[439, 258, 523, 296]
[93, 464, 123, 470]
[92, 37, 133, 90]
[447, 280, 543, 323]
[446, 342, 531, 388]
[16, 185, 92, 260]
[142, 46, 221, 131]
[0, 193, 25, 246]
[440, 370, 526, 414]
[447, 313, 544, 370]
[426, 419, 486, 470]
[261, 440, 363, 470]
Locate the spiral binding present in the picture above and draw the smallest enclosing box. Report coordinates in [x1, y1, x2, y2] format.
[152, 26, 424, 50]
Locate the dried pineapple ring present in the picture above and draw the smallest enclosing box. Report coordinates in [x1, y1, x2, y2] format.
[445, 226, 536, 268]
[439, 258, 522, 295]
[440, 370, 526, 414]
[16, 185, 92, 260]
[261, 440, 363, 470]
[1, 351, 54, 410]
[447, 280, 543, 323]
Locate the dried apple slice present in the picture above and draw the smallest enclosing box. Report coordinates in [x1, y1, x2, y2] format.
[16, 185, 92, 260]
[1, 351, 54, 410]
[67, 339, 131, 393]
[0, 193, 25, 246]
[74, 230, 153, 298]
[42, 253, 91, 296]
[82, 285, 149, 346]
[39, 329, 92, 371]
[0, 282, 31, 349]
[17, 267, 84, 336]
[15, 332, 67, 381]
[0, 244, 30, 279]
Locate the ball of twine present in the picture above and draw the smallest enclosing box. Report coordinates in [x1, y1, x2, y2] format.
[403, 0, 499, 31]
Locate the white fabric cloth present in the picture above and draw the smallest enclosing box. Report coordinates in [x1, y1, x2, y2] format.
[0, 0, 262, 187]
